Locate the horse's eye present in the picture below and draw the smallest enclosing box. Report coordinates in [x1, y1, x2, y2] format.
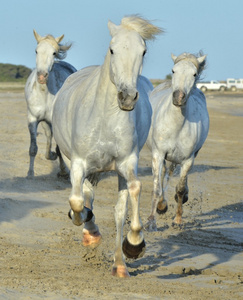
[143, 50, 146, 56]
[110, 48, 114, 55]
[35, 50, 37, 54]
[172, 69, 175, 74]
[193, 73, 197, 77]
[53, 52, 56, 56]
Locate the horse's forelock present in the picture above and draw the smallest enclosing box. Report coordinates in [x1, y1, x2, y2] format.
[121, 15, 163, 40]
[41, 35, 72, 60]
[174, 53, 206, 77]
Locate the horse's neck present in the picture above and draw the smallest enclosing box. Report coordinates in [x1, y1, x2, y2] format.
[96, 53, 117, 109]
[166, 94, 185, 119]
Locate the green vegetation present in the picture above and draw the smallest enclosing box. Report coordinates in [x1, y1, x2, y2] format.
[0, 63, 32, 82]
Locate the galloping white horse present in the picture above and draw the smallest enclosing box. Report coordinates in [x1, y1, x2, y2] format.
[52, 16, 162, 277]
[25, 30, 76, 178]
[146, 52, 209, 231]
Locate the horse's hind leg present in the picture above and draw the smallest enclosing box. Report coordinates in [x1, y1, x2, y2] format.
[41, 121, 57, 160]
[145, 154, 167, 231]
[56, 145, 69, 179]
[112, 175, 130, 277]
[173, 158, 193, 225]
[27, 121, 38, 178]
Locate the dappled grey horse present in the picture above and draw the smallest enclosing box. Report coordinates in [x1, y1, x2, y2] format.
[146, 52, 209, 231]
[52, 16, 162, 277]
[25, 30, 76, 178]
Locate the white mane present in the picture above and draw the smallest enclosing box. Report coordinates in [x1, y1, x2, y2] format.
[120, 15, 163, 40]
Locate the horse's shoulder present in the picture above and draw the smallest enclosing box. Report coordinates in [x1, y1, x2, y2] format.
[53, 61, 77, 74]
[191, 88, 207, 106]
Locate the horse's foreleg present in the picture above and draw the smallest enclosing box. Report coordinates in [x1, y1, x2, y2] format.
[112, 175, 130, 277]
[145, 154, 167, 231]
[68, 159, 93, 226]
[41, 121, 57, 160]
[82, 179, 101, 248]
[27, 121, 38, 178]
[174, 158, 193, 225]
[122, 172, 145, 260]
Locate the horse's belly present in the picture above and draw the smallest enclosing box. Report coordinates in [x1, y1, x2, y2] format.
[165, 144, 194, 164]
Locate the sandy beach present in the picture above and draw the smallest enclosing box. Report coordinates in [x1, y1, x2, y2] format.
[0, 91, 242, 299]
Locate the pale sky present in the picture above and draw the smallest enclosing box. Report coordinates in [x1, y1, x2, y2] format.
[1, 0, 242, 81]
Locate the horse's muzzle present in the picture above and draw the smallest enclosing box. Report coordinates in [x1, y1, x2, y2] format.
[37, 71, 48, 84]
[173, 90, 186, 107]
[118, 91, 139, 111]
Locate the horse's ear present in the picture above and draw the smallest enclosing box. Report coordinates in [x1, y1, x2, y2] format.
[197, 55, 207, 64]
[33, 30, 42, 43]
[108, 20, 119, 37]
[55, 34, 64, 44]
[171, 53, 177, 62]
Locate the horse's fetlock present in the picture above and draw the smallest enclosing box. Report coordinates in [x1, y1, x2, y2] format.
[69, 196, 84, 213]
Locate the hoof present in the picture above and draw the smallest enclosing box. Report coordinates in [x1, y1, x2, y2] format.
[82, 231, 102, 248]
[156, 201, 168, 215]
[68, 207, 94, 223]
[46, 151, 58, 161]
[122, 237, 146, 259]
[27, 170, 34, 179]
[175, 193, 188, 204]
[112, 265, 130, 278]
[144, 219, 157, 232]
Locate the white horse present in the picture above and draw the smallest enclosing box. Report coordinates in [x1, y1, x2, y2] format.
[52, 16, 162, 277]
[25, 30, 76, 178]
[146, 52, 209, 231]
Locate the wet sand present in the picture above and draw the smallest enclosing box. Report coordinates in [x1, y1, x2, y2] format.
[0, 91, 242, 299]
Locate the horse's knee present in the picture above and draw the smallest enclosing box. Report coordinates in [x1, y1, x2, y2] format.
[29, 144, 38, 157]
[128, 180, 141, 198]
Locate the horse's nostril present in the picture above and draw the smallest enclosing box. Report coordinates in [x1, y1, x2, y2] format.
[134, 92, 138, 101]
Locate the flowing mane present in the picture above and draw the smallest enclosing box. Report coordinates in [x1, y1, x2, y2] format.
[39, 34, 72, 60]
[121, 15, 163, 40]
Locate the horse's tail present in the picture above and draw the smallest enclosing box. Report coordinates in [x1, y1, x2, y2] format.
[87, 173, 100, 186]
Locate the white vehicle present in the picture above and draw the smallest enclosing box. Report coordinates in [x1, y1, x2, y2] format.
[196, 80, 226, 92]
[226, 78, 243, 91]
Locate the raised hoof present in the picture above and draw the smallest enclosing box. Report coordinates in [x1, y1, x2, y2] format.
[112, 265, 130, 278]
[156, 202, 168, 215]
[122, 237, 146, 259]
[83, 231, 102, 248]
[175, 193, 188, 204]
[68, 207, 93, 223]
[46, 151, 58, 161]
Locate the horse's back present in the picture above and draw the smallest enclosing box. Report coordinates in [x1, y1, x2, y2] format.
[52, 65, 100, 155]
[47, 61, 77, 95]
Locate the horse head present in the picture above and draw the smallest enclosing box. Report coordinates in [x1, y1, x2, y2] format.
[108, 16, 162, 111]
[33, 30, 68, 84]
[171, 52, 207, 107]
